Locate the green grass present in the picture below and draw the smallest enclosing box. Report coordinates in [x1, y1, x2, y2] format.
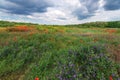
[0, 21, 120, 80]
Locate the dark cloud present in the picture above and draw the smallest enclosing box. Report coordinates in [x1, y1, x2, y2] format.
[80, 0, 99, 13]
[73, 0, 99, 20]
[0, 0, 52, 15]
[73, 8, 92, 20]
[104, 0, 120, 10]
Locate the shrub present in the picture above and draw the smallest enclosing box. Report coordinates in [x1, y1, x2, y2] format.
[7, 26, 31, 32]
[56, 45, 119, 80]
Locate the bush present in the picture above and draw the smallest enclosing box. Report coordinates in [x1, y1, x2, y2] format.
[7, 26, 31, 32]
[56, 45, 119, 80]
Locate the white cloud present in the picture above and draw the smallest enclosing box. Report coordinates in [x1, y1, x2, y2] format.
[0, 0, 120, 24]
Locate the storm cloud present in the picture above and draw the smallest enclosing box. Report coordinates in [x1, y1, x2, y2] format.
[0, 0, 52, 15]
[73, 0, 100, 20]
[104, 0, 120, 10]
[0, 0, 120, 24]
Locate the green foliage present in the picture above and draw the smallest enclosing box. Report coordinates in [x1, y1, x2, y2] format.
[106, 21, 120, 28]
[0, 20, 120, 28]
[66, 21, 120, 28]
[0, 20, 37, 27]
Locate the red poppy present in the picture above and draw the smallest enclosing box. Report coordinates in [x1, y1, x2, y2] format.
[109, 76, 113, 80]
[35, 77, 39, 80]
[105, 29, 117, 34]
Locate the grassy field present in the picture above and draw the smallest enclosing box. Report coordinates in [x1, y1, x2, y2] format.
[0, 21, 120, 80]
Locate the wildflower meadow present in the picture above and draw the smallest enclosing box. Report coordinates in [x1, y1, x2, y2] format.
[0, 21, 120, 80]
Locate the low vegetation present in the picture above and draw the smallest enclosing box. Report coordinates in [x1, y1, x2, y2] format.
[0, 21, 120, 80]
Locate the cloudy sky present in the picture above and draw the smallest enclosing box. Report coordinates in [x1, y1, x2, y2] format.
[0, 0, 120, 24]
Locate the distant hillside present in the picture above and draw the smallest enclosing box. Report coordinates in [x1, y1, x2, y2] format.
[0, 20, 120, 28]
[0, 21, 37, 27]
[66, 21, 120, 28]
